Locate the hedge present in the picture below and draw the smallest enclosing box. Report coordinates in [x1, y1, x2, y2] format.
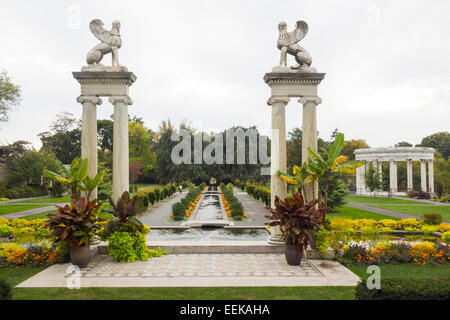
[355, 278, 450, 300]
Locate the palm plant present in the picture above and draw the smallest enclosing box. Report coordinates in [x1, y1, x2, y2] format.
[278, 133, 363, 223]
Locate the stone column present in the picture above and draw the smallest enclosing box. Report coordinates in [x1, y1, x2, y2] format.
[420, 159, 427, 192]
[77, 95, 102, 200]
[389, 160, 398, 194]
[428, 159, 434, 193]
[377, 160, 383, 185]
[406, 159, 413, 191]
[109, 96, 133, 202]
[299, 96, 322, 201]
[267, 96, 289, 243]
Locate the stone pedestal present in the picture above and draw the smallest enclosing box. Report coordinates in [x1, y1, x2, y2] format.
[264, 72, 325, 242]
[73, 70, 136, 202]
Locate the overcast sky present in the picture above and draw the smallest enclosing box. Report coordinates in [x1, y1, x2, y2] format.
[0, 0, 449, 149]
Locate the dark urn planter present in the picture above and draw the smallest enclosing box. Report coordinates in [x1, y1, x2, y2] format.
[70, 245, 90, 268]
[284, 243, 303, 266]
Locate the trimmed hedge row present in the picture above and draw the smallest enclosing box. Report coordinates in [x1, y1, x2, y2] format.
[135, 183, 178, 208]
[245, 183, 270, 206]
[356, 278, 450, 300]
[171, 182, 206, 220]
[220, 183, 244, 219]
[0, 183, 48, 200]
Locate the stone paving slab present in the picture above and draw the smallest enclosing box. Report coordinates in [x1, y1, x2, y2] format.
[16, 254, 360, 288]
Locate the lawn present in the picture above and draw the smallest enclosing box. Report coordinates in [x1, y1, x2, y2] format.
[327, 205, 399, 220]
[0, 266, 354, 300]
[21, 208, 113, 220]
[370, 205, 450, 222]
[345, 195, 428, 204]
[0, 204, 49, 215]
[15, 195, 71, 204]
[348, 264, 450, 280]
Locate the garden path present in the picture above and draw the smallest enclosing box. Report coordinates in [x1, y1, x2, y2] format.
[1, 205, 58, 220]
[232, 189, 268, 226]
[16, 254, 360, 288]
[140, 191, 187, 227]
[346, 202, 422, 220]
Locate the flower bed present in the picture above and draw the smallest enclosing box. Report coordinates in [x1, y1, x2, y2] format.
[220, 183, 246, 220]
[170, 183, 205, 220]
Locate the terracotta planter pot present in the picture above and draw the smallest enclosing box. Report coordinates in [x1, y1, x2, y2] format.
[70, 245, 90, 268]
[284, 244, 303, 266]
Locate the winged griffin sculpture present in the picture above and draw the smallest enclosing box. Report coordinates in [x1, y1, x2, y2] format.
[85, 19, 125, 70]
[275, 20, 314, 72]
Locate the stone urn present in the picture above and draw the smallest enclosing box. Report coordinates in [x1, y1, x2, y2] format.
[284, 244, 303, 266]
[70, 245, 90, 268]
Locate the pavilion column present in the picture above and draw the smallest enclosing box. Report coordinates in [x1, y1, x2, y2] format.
[77, 95, 102, 200]
[109, 95, 133, 202]
[299, 96, 322, 201]
[420, 159, 427, 192]
[267, 96, 289, 243]
[389, 160, 398, 194]
[377, 160, 383, 185]
[428, 159, 434, 193]
[406, 159, 413, 191]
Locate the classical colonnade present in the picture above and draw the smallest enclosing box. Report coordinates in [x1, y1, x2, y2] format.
[354, 147, 435, 196]
[73, 71, 136, 201]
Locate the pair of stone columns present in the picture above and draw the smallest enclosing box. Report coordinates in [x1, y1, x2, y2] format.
[77, 95, 132, 202]
[268, 96, 322, 206]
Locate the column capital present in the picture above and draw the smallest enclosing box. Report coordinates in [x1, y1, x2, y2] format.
[76, 95, 102, 105]
[109, 95, 133, 105]
[298, 96, 322, 105]
[267, 96, 290, 106]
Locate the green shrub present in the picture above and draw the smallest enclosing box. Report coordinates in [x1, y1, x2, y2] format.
[154, 188, 161, 202]
[356, 278, 450, 300]
[0, 225, 13, 238]
[423, 212, 443, 225]
[442, 232, 450, 244]
[108, 231, 149, 263]
[147, 190, 156, 204]
[439, 195, 449, 203]
[172, 202, 186, 220]
[0, 279, 12, 300]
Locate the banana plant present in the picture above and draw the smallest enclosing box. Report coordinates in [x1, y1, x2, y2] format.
[44, 157, 104, 201]
[107, 191, 144, 228]
[278, 133, 364, 223]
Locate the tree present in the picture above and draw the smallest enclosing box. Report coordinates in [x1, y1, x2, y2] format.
[0, 70, 21, 124]
[97, 119, 114, 152]
[341, 139, 370, 160]
[435, 155, 450, 196]
[394, 141, 412, 147]
[417, 132, 450, 159]
[286, 128, 302, 173]
[39, 112, 81, 164]
[364, 164, 383, 197]
[129, 121, 156, 176]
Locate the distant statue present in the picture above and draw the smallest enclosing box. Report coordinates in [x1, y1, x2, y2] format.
[276, 21, 313, 72]
[86, 19, 123, 68]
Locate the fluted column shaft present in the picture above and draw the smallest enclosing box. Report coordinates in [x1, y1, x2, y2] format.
[389, 160, 398, 194]
[299, 96, 322, 201]
[420, 159, 427, 192]
[428, 159, 434, 193]
[110, 96, 133, 202]
[406, 159, 413, 191]
[77, 95, 102, 200]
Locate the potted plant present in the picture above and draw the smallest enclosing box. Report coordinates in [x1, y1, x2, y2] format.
[265, 192, 324, 265]
[46, 197, 106, 268]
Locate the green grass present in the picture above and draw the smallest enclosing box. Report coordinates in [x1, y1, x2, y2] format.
[0, 204, 49, 215]
[345, 195, 428, 204]
[14, 195, 72, 204]
[327, 205, 399, 220]
[348, 264, 450, 280]
[0, 266, 354, 300]
[21, 209, 112, 220]
[370, 205, 450, 222]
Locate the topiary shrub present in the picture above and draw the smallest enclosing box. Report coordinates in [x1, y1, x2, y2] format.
[172, 202, 186, 220]
[356, 278, 450, 300]
[423, 212, 443, 225]
[0, 279, 12, 300]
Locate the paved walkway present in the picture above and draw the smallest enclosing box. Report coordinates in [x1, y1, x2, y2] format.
[233, 189, 268, 226]
[346, 202, 423, 220]
[1, 205, 57, 220]
[17, 254, 360, 288]
[140, 191, 187, 227]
